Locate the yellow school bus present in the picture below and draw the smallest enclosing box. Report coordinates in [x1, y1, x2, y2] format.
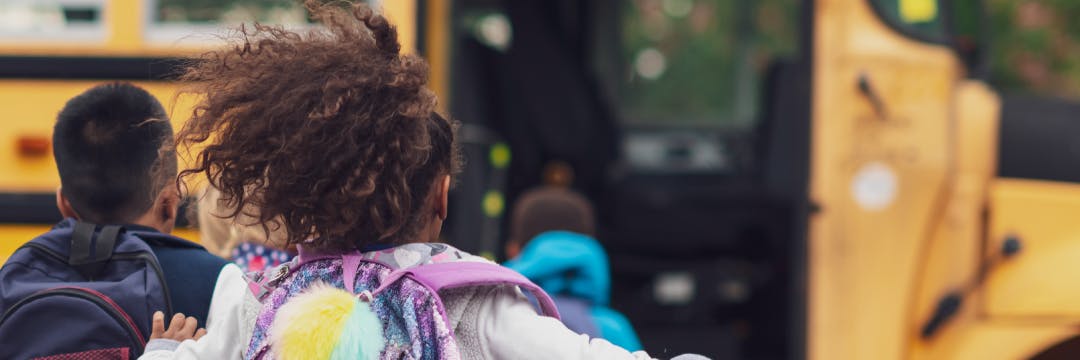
[436, 0, 1080, 359]
[4, 0, 1080, 359]
[0, 0, 418, 254]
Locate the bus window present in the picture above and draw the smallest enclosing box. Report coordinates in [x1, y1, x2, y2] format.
[0, 0, 104, 42]
[868, 0, 948, 42]
[594, 0, 797, 128]
[153, 0, 309, 25]
[144, 0, 420, 51]
[145, 0, 311, 45]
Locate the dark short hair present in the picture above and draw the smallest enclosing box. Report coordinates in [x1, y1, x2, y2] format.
[53, 82, 176, 223]
[509, 187, 596, 245]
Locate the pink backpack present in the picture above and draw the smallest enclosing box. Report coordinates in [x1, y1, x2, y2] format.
[245, 243, 560, 359]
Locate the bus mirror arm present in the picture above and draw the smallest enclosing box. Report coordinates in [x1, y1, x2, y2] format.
[920, 236, 1023, 339]
[857, 73, 888, 120]
[921, 292, 962, 339]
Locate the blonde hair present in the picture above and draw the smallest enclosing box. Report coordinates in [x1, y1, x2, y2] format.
[197, 186, 288, 258]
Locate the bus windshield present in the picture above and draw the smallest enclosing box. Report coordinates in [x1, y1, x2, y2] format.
[595, 0, 797, 128]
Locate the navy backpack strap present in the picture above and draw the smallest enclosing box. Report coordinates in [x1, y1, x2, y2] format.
[68, 222, 122, 280]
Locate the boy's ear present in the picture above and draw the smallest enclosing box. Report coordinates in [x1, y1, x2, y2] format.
[437, 175, 450, 220]
[156, 186, 180, 233]
[55, 187, 79, 219]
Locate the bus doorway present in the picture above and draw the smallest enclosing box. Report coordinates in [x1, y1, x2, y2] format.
[441, 0, 808, 358]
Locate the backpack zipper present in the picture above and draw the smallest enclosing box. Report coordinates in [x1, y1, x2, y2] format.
[0, 287, 147, 349]
[16, 242, 174, 316]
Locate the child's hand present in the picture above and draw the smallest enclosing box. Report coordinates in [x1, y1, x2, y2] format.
[151, 311, 207, 342]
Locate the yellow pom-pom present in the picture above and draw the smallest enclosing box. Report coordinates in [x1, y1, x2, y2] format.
[271, 283, 357, 360]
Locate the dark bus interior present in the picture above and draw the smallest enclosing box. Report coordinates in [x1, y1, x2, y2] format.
[440, 0, 812, 358]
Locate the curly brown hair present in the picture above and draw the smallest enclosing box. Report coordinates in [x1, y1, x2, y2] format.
[176, 1, 460, 251]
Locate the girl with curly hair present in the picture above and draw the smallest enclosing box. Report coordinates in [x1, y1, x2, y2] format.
[140, 1, 657, 359]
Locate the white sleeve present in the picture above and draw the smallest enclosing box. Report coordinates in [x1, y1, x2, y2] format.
[476, 286, 655, 360]
[139, 263, 250, 360]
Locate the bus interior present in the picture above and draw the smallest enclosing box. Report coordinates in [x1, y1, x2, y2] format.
[442, 0, 808, 357]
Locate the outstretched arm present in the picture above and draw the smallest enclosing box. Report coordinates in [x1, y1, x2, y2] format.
[473, 285, 655, 360]
[139, 264, 252, 360]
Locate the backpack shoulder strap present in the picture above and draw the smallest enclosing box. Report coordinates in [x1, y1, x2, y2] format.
[247, 249, 362, 301]
[342, 253, 364, 294]
[68, 222, 122, 280]
[374, 261, 561, 320]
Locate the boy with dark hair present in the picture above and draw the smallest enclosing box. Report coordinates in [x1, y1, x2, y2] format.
[504, 186, 644, 351]
[52, 82, 232, 327]
[53, 82, 179, 226]
[0, 83, 245, 358]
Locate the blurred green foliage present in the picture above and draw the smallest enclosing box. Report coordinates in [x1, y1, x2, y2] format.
[985, 0, 1080, 97]
[616, 0, 1080, 126]
[618, 0, 797, 126]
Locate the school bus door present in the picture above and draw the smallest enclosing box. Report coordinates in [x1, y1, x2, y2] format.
[809, 0, 959, 357]
[809, 0, 1080, 359]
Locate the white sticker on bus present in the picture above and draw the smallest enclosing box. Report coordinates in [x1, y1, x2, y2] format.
[851, 162, 897, 211]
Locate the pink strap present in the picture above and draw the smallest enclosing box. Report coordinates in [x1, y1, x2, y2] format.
[298, 246, 365, 293]
[341, 254, 363, 294]
[374, 262, 561, 320]
[295, 245, 339, 264]
[299, 248, 560, 320]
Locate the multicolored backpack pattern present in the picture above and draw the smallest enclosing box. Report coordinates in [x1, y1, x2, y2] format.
[245, 243, 560, 360]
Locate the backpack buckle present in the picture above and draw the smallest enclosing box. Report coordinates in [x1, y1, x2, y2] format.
[269, 264, 289, 283]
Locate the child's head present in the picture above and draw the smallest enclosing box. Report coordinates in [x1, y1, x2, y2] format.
[506, 187, 596, 258]
[196, 186, 289, 258]
[177, 1, 459, 251]
[53, 82, 179, 231]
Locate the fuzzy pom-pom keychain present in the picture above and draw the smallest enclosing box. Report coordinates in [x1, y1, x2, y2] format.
[270, 283, 385, 360]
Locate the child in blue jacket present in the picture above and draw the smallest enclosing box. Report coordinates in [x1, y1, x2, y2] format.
[504, 187, 643, 351]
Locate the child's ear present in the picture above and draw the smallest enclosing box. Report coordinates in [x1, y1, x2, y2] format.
[436, 175, 450, 220]
[157, 186, 180, 232]
[55, 186, 79, 219]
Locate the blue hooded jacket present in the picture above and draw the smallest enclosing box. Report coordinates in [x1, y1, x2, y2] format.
[503, 231, 642, 351]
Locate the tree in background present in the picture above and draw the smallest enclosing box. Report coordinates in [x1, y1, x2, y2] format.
[617, 0, 797, 127]
[987, 0, 1080, 97]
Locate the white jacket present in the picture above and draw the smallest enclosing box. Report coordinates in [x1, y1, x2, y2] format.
[140, 262, 654, 360]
